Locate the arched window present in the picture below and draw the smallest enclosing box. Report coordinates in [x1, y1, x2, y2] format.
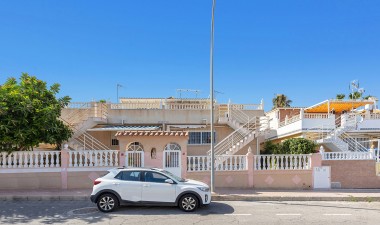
[164, 143, 181, 151]
[127, 142, 144, 152]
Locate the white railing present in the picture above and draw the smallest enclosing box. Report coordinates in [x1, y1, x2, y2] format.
[210, 118, 256, 155]
[68, 150, 119, 167]
[254, 154, 311, 170]
[126, 151, 144, 168]
[370, 114, 380, 120]
[0, 151, 61, 169]
[166, 103, 210, 110]
[66, 102, 92, 109]
[187, 155, 246, 172]
[111, 103, 161, 109]
[322, 152, 374, 160]
[279, 114, 301, 127]
[304, 113, 329, 119]
[230, 104, 262, 110]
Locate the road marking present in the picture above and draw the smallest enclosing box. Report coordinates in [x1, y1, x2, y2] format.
[323, 214, 352, 216]
[276, 214, 302, 216]
[224, 214, 252, 216]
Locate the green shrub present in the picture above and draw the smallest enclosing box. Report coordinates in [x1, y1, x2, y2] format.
[264, 138, 316, 155]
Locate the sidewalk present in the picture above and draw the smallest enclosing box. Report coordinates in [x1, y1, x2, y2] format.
[1, 188, 380, 202]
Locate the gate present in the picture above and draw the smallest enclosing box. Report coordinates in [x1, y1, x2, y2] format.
[126, 142, 144, 168]
[125, 151, 144, 168]
[163, 143, 181, 177]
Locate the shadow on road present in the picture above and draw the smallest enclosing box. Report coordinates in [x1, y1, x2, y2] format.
[112, 202, 235, 216]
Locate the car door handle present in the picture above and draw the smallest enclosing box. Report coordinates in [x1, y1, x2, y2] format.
[143, 184, 150, 187]
[112, 183, 120, 186]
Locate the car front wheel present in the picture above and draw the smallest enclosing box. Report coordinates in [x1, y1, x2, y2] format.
[179, 194, 199, 212]
[97, 193, 119, 213]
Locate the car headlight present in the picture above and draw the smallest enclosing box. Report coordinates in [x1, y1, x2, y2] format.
[197, 186, 210, 192]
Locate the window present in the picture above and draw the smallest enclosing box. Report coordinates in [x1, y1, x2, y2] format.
[188, 132, 216, 145]
[115, 171, 141, 181]
[111, 139, 119, 146]
[144, 172, 169, 183]
[127, 142, 144, 151]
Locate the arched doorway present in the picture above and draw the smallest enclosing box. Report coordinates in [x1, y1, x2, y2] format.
[126, 142, 144, 167]
[163, 142, 181, 176]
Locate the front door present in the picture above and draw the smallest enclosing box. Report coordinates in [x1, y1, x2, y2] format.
[163, 143, 181, 177]
[125, 142, 144, 168]
[141, 171, 176, 203]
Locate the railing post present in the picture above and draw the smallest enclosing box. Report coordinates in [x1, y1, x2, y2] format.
[118, 150, 125, 167]
[311, 153, 322, 169]
[246, 147, 254, 188]
[60, 144, 70, 189]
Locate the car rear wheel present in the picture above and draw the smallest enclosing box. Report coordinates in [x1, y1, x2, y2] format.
[97, 193, 119, 213]
[179, 194, 198, 212]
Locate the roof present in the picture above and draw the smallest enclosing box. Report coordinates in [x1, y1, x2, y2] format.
[88, 125, 160, 132]
[304, 99, 374, 113]
[115, 131, 189, 137]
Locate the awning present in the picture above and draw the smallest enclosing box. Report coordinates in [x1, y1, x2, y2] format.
[169, 125, 207, 129]
[304, 100, 374, 114]
[87, 125, 160, 132]
[115, 131, 188, 137]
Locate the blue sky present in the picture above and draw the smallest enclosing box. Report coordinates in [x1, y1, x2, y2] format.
[1, 0, 379, 111]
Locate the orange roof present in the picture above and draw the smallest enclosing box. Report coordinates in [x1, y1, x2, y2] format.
[304, 100, 374, 113]
[115, 131, 188, 137]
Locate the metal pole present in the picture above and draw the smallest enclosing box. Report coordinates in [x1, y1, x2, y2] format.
[117, 84, 119, 103]
[209, 0, 216, 193]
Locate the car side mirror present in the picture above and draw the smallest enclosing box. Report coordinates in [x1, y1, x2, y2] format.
[165, 179, 174, 184]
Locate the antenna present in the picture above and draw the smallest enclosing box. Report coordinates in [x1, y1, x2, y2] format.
[176, 89, 201, 98]
[349, 80, 365, 100]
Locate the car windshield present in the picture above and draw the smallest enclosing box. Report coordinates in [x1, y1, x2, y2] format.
[159, 170, 186, 182]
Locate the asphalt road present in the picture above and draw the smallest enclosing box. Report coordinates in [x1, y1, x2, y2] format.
[0, 200, 379, 225]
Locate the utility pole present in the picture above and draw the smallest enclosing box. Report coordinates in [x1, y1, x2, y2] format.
[209, 0, 216, 193]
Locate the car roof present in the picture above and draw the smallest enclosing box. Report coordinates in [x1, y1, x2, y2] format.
[109, 167, 164, 173]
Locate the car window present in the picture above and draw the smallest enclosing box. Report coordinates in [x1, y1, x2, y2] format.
[144, 172, 169, 183]
[115, 171, 141, 181]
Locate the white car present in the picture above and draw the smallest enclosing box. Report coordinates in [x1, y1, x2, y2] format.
[90, 168, 211, 212]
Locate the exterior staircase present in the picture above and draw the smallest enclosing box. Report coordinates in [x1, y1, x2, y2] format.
[314, 115, 368, 152]
[61, 102, 110, 150]
[210, 105, 269, 156]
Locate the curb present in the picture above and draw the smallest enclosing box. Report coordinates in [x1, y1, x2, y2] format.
[212, 195, 380, 202]
[0, 196, 90, 201]
[1, 195, 380, 202]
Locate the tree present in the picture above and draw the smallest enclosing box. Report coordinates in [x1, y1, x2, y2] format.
[0, 73, 73, 152]
[336, 94, 345, 100]
[272, 94, 292, 109]
[349, 91, 362, 100]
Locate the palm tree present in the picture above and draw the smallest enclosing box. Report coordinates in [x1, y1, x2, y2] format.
[272, 94, 292, 109]
[349, 91, 362, 100]
[336, 94, 345, 100]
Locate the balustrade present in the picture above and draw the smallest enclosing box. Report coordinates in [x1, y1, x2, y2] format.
[322, 152, 373, 160]
[68, 150, 119, 167]
[0, 151, 61, 169]
[187, 155, 246, 172]
[254, 154, 311, 170]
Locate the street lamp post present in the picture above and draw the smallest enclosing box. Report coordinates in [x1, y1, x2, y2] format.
[209, 0, 216, 193]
